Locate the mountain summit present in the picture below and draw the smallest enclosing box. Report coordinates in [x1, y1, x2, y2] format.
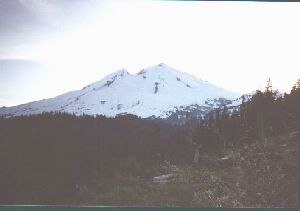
[0, 64, 239, 119]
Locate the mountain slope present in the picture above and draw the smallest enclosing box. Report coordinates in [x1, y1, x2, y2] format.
[0, 63, 240, 118]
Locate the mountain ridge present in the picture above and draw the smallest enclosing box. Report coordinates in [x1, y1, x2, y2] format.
[0, 63, 240, 119]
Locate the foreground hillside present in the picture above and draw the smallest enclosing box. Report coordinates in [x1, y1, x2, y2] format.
[94, 129, 299, 207]
[0, 112, 297, 207]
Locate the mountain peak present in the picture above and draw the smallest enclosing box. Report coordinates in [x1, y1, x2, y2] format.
[158, 62, 166, 67]
[150, 63, 175, 70]
[112, 68, 130, 77]
[138, 63, 181, 76]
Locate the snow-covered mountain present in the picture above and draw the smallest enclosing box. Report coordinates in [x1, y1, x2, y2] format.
[0, 63, 240, 119]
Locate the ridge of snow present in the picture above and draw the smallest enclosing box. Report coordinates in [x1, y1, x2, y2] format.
[0, 63, 241, 118]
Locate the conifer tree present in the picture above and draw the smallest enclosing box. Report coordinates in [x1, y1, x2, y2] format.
[265, 77, 273, 93]
[264, 78, 276, 135]
[240, 95, 248, 131]
[207, 112, 214, 129]
[220, 105, 229, 151]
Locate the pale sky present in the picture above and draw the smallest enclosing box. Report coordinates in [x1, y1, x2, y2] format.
[1, 0, 300, 106]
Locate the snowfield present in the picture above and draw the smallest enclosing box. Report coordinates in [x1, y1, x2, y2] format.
[0, 63, 240, 118]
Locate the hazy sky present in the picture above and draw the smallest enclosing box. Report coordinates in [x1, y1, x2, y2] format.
[1, 0, 300, 106]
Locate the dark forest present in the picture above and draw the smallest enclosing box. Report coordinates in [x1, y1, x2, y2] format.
[0, 79, 299, 207]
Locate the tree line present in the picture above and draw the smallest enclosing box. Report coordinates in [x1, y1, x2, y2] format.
[190, 78, 300, 157]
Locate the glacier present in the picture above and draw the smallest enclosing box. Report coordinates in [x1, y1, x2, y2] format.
[0, 63, 241, 119]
